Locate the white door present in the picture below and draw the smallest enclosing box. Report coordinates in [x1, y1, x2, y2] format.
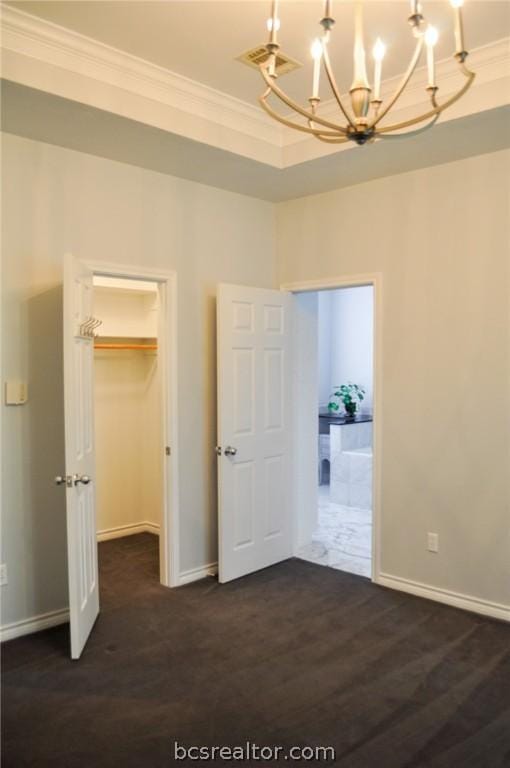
[62, 254, 99, 658]
[217, 284, 292, 583]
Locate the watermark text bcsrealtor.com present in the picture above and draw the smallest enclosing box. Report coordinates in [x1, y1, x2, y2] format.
[174, 741, 335, 762]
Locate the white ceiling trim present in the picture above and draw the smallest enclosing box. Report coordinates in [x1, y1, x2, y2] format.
[0, 4, 284, 165]
[1, 5, 508, 170]
[0, 5, 279, 136]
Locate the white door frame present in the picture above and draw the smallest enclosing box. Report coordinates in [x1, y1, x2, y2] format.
[84, 260, 179, 588]
[280, 273, 382, 583]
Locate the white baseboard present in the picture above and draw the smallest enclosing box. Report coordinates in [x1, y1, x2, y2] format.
[144, 521, 160, 536]
[97, 521, 160, 542]
[1, 607, 70, 643]
[178, 562, 218, 586]
[377, 572, 510, 623]
[1, 523, 160, 643]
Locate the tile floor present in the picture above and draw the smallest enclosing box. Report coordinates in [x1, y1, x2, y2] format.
[297, 484, 372, 578]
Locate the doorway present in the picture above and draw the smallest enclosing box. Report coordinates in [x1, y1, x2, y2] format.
[61, 256, 179, 658]
[284, 275, 381, 583]
[93, 276, 163, 585]
[299, 286, 374, 577]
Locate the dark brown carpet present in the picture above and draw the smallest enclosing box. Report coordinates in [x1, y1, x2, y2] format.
[2, 533, 510, 767]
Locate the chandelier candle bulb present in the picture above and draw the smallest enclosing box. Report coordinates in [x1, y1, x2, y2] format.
[311, 38, 323, 99]
[268, 0, 279, 44]
[450, 0, 465, 53]
[266, 18, 280, 35]
[372, 38, 386, 102]
[353, 1, 369, 87]
[425, 25, 439, 88]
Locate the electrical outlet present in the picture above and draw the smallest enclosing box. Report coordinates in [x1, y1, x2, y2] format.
[0, 564, 7, 586]
[427, 533, 439, 553]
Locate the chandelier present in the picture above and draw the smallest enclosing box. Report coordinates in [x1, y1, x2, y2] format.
[259, 1, 475, 145]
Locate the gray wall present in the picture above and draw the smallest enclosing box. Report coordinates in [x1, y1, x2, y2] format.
[277, 149, 510, 609]
[2, 133, 509, 632]
[1, 133, 276, 628]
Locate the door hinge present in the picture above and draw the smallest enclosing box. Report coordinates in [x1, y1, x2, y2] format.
[165, 446, 171, 456]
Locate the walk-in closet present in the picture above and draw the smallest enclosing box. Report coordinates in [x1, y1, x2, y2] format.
[93, 277, 163, 564]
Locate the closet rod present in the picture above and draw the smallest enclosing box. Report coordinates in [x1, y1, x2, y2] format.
[94, 343, 158, 350]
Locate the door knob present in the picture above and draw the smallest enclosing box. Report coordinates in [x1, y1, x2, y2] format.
[224, 446, 237, 457]
[55, 475, 73, 487]
[73, 474, 92, 485]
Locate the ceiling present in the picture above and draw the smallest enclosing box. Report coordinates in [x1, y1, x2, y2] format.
[2, 2, 509, 201]
[5, 1, 510, 106]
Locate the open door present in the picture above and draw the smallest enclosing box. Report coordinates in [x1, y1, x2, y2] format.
[61, 254, 99, 658]
[217, 284, 292, 583]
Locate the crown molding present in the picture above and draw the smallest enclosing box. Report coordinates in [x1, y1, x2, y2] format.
[0, 5, 284, 165]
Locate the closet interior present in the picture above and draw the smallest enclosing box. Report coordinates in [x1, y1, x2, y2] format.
[93, 276, 163, 561]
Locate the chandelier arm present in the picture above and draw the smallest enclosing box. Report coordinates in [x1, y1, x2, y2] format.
[321, 43, 356, 129]
[259, 66, 350, 135]
[315, 134, 351, 144]
[375, 68, 475, 134]
[368, 37, 424, 130]
[259, 91, 346, 138]
[307, 117, 350, 143]
[375, 114, 440, 139]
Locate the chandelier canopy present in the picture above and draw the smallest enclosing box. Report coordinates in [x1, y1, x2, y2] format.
[259, 1, 475, 145]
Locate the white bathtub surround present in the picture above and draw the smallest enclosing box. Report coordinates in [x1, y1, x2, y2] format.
[298, 419, 373, 578]
[318, 433, 331, 485]
[330, 422, 373, 510]
[298, 486, 372, 578]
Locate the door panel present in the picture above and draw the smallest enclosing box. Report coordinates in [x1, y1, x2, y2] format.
[233, 348, 254, 434]
[233, 461, 255, 549]
[64, 255, 99, 659]
[217, 284, 292, 583]
[264, 349, 283, 430]
[264, 454, 284, 538]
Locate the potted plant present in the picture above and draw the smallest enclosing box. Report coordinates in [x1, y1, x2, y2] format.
[328, 383, 365, 419]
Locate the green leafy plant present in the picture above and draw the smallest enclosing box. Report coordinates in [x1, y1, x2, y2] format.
[328, 383, 365, 417]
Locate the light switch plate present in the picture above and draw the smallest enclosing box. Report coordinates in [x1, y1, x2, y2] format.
[5, 380, 28, 405]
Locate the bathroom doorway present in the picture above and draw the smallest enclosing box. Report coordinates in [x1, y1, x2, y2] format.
[287, 279, 378, 580]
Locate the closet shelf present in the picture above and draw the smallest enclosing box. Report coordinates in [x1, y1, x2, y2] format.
[94, 342, 158, 350]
